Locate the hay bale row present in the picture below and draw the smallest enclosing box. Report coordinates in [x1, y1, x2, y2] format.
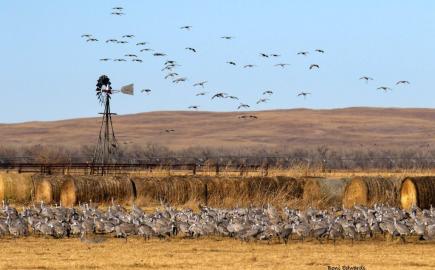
[33, 175, 70, 204]
[60, 176, 134, 207]
[400, 177, 435, 210]
[132, 176, 305, 207]
[342, 177, 401, 208]
[303, 178, 350, 207]
[0, 172, 34, 203]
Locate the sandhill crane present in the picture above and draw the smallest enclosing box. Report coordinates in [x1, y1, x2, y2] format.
[259, 53, 269, 58]
[226, 95, 239, 100]
[185, 47, 197, 53]
[315, 49, 325, 53]
[396, 80, 410, 85]
[113, 58, 127, 62]
[141, 89, 151, 94]
[164, 73, 179, 79]
[140, 48, 153, 52]
[263, 90, 273, 95]
[193, 81, 208, 88]
[99, 58, 111, 62]
[122, 35, 135, 38]
[309, 64, 320, 70]
[153, 52, 166, 57]
[112, 7, 123, 10]
[211, 92, 227, 99]
[188, 105, 199, 110]
[297, 51, 309, 56]
[270, 54, 280, 57]
[180, 26, 192, 30]
[221, 36, 234, 40]
[125, 54, 138, 58]
[256, 98, 269, 104]
[377, 86, 392, 92]
[117, 40, 128, 44]
[393, 218, 410, 243]
[226, 61, 236, 66]
[136, 42, 148, 46]
[360, 76, 374, 83]
[172, 77, 187, 83]
[165, 129, 175, 133]
[106, 39, 118, 43]
[132, 59, 143, 63]
[111, 12, 125, 16]
[81, 34, 92, 38]
[196, 92, 207, 96]
[243, 64, 256, 68]
[86, 38, 98, 42]
[274, 63, 290, 68]
[238, 103, 250, 110]
[297, 92, 311, 98]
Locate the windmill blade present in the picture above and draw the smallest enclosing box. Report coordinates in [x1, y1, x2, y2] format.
[120, 84, 134, 95]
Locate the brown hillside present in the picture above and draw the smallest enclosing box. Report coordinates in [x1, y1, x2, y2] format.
[0, 107, 434, 149]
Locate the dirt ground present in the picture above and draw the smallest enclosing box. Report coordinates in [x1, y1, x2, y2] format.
[0, 237, 434, 270]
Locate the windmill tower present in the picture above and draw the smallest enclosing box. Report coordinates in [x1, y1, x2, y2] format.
[92, 75, 119, 167]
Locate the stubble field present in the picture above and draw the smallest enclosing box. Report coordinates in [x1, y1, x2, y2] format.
[0, 237, 434, 270]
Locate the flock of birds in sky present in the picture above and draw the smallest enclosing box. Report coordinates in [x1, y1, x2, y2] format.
[81, 6, 411, 125]
[1, 201, 435, 244]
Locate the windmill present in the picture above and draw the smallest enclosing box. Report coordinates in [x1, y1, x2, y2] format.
[92, 75, 134, 171]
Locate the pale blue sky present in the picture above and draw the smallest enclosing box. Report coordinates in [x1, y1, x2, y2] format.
[0, 1, 434, 123]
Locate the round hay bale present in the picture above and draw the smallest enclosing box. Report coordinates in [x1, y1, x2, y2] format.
[60, 176, 134, 207]
[303, 178, 349, 207]
[343, 177, 400, 208]
[400, 177, 435, 210]
[33, 175, 69, 204]
[0, 172, 34, 204]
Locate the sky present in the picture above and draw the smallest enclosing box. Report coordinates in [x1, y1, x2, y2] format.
[0, 0, 434, 123]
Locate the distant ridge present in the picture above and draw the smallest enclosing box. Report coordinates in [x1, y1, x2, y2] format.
[1, 108, 434, 149]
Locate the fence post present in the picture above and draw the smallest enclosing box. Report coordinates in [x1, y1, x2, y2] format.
[192, 164, 197, 175]
[215, 162, 220, 176]
[204, 183, 208, 206]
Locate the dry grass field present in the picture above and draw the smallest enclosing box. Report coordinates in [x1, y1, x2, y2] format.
[0, 237, 434, 270]
[1, 107, 435, 149]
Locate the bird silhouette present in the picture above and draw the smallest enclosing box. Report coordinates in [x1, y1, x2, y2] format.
[165, 73, 178, 79]
[309, 64, 320, 70]
[112, 7, 123, 10]
[226, 61, 236, 66]
[86, 38, 98, 42]
[153, 53, 166, 57]
[111, 12, 124, 16]
[227, 95, 239, 100]
[136, 42, 148, 46]
[113, 58, 127, 62]
[125, 54, 138, 58]
[237, 103, 250, 110]
[172, 77, 187, 83]
[263, 90, 273, 95]
[297, 51, 309, 56]
[211, 93, 227, 99]
[297, 92, 311, 98]
[275, 63, 290, 68]
[140, 48, 153, 52]
[315, 49, 325, 53]
[243, 64, 256, 68]
[359, 76, 374, 83]
[396, 80, 410, 85]
[180, 26, 193, 30]
[165, 129, 175, 133]
[270, 54, 280, 57]
[196, 92, 208, 96]
[122, 35, 135, 38]
[221, 36, 234, 40]
[132, 59, 143, 63]
[106, 39, 118, 43]
[117, 40, 128, 44]
[259, 53, 269, 58]
[377, 86, 392, 92]
[185, 47, 197, 53]
[188, 105, 199, 110]
[256, 98, 269, 104]
[193, 81, 208, 88]
[99, 58, 111, 61]
[141, 89, 152, 94]
[81, 34, 92, 38]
